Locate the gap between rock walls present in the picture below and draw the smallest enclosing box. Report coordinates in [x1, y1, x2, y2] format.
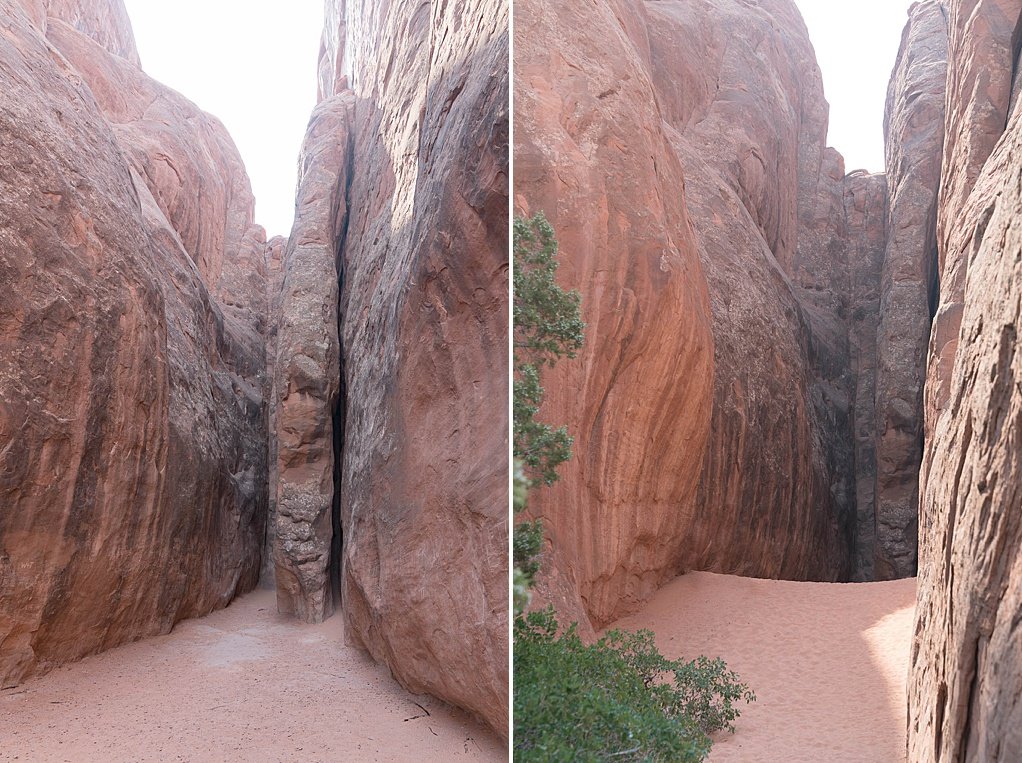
[0, 0, 510, 749]
[514, 1, 1022, 760]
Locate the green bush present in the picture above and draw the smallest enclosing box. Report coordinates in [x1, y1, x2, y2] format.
[513, 213, 584, 487]
[512, 213, 584, 614]
[514, 609, 755, 762]
[514, 518, 543, 583]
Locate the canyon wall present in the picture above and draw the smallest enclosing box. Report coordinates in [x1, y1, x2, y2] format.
[0, 0, 268, 686]
[844, 170, 890, 580]
[909, 0, 1022, 759]
[513, 0, 1022, 755]
[272, 0, 509, 734]
[272, 94, 351, 624]
[876, 1, 948, 582]
[513, 0, 716, 631]
[0, 0, 508, 734]
[514, 0, 906, 628]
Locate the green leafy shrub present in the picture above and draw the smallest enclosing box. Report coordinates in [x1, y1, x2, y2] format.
[514, 518, 543, 583]
[513, 213, 584, 487]
[514, 609, 755, 762]
[512, 213, 584, 614]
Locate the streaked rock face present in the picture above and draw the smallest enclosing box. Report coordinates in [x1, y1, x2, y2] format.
[513, 0, 716, 632]
[909, 0, 1022, 759]
[338, 0, 509, 734]
[1, 0, 509, 736]
[261, 234, 287, 590]
[19, 0, 140, 64]
[515, 0, 897, 628]
[875, 0, 948, 581]
[513, 1, 1022, 757]
[844, 170, 891, 581]
[0, 0, 268, 686]
[272, 94, 353, 625]
[272, 0, 509, 735]
[927, 0, 1022, 425]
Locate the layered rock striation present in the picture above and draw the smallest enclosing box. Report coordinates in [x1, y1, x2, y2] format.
[0, 0, 269, 685]
[516, 0, 1022, 755]
[513, 0, 716, 631]
[515, 0, 1022, 756]
[514, 0, 932, 627]
[908, 0, 1022, 759]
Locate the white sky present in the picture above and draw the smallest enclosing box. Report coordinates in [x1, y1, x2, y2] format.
[795, 0, 917, 173]
[123, 1, 325, 237]
[119, 1, 915, 235]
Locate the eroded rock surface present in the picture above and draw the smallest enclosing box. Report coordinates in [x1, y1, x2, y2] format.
[272, 0, 510, 735]
[911, 105, 1022, 763]
[0, 0, 268, 685]
[272, 95, 352, 624]
[875, 1, 948, 581]
[513, 0, 1022, 757]
[261, 235, 287, 590]
[514, 0, 716, 630]
[657, 0, 864, 590]
[2, 0, 509, 738]
[927, 0, 1022, 423]
[909, 0, 1022, 759]
[515, 0, 902, 628]
[339, 0, 509, 734]
[18, 0, 140, 64]
[844, 170, 890, 581]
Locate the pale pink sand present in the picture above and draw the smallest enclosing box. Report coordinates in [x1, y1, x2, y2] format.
[609, 572, 916, 763]
[0, 589, 504, 762]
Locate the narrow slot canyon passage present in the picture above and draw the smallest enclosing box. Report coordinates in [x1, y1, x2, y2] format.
[512, 0, 973, 759]
[0, 0, 509, 756]
[0, 591, 504, 761]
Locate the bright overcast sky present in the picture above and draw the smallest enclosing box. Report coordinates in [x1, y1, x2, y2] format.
[123, 1, 325, 237]
[796, 0, 917, 173]
[119, 1, 914, 235]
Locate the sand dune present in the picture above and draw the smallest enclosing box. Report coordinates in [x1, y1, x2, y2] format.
[609, 572, 916, 762]
[0, 590, 503, 762]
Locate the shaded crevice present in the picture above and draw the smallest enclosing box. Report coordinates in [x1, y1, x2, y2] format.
[928, 242, 941, 320]
[1006, 12, 1022, 127]
[329, 353, 344, 609]
[328, 118, 357, 610]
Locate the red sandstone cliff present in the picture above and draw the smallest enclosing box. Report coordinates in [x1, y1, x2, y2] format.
[908, 0, 1022, 759]
[876, 0, 948, 582]
[271, 0, 509, 734]
[514, 0, 897, 628]
[0, 0, 269, 685]
[513, 0, 716, 631]
[0, 0, 509, 736]
[511, 0, 1022, 755]
[514, 0, 1022, 756]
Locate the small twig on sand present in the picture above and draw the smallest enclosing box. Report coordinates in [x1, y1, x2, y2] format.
[403, 701, 432, 722]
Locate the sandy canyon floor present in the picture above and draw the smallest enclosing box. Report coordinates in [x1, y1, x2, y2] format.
[610, 572, 916, 763]
[0, 590, 503, 762]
